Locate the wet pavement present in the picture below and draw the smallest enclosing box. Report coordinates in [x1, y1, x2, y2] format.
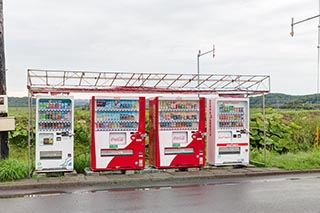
[2, 172, 320, 212]
[1, 166, 320, 192]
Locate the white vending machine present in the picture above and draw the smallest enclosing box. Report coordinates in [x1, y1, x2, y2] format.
[35, 96, 74, 171]
[207, 97, 249, 166]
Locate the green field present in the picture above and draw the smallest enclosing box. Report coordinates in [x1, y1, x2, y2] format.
[2, 106, 320, 181]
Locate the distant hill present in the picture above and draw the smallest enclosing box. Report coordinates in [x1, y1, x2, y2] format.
[249, 93, 320, 109]
[9, 97, 31, 107]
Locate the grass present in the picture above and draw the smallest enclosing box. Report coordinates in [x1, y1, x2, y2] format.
[0, 158, 29, 181]
[8, 144, 29, 161]
[251, 149, 320, 170]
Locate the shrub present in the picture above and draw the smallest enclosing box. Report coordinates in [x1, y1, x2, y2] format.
[9, 118, 35, 148]
[0, 159, 29, 181]
[74, 119, 90, 146]
[250, 108, 302, 153]
[74, 153, 90, 174]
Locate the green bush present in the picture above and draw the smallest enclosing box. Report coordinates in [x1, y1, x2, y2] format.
[74, 153, 90, 174]
[250, 108, 302, 153]
[74, 119, 90, 146]
[0, 159, 29, 181]
[284, 111, 320, 151]
[9, 118, 35, 148]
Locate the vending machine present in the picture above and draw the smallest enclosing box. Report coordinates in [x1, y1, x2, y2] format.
[35, 96, 74, 171]
[91, 96, 146, 171]
[207, 97, 250, 166]
[149, 97, 205, 169]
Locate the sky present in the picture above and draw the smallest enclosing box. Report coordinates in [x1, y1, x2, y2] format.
[3, 0, 320, 96]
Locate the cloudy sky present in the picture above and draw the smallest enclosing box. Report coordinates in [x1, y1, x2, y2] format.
[3, 0, 320, 96]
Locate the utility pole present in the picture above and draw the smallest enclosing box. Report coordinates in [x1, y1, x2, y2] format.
[291, 1, 320, 150]
[290, 1, 320, 104]
[197, 45, 215, 97]
[0, 0, 8, 158]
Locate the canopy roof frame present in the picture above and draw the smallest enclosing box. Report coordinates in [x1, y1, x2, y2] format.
[27, 69, 270, 95]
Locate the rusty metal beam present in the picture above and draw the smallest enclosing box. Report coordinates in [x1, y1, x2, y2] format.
[27, 69, 270, 95]
[154, 74, 167, 87]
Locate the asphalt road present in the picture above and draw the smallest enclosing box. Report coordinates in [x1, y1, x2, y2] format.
[1, 173, 320, 213]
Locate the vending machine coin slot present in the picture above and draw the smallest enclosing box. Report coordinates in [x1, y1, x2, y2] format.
[237, 129, 249, 134]
[61, 131, 69, 137]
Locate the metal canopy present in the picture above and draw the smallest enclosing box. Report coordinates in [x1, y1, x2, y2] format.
[27, 69, 270, 95]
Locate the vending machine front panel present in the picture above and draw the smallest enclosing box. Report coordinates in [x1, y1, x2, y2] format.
[35, 96, 74, 171]
[149, 97, 205, 169]
[91, 96, 146, 171]
[207, 97, 249, 166]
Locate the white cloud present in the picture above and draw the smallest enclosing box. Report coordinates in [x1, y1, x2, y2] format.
[3, 0, 320, 95]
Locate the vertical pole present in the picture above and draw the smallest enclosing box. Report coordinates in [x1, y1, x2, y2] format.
[317, 0, 320, 104]
[31, 92, 35, 173]
[316, 127, 319, 149]
[197, 50, 200, 97]
[0, 0, 5, 95]
[27, 91, 31, 177]
[0, 0, 8, 159]
[263, 93, 267, 167]
[317, 0, 320, 152]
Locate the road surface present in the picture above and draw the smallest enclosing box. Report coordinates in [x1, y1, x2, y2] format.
[1, 173, 320, 213]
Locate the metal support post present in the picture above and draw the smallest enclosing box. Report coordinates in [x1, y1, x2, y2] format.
[263, 93, 267, 167]
[27, 91, 31, 177]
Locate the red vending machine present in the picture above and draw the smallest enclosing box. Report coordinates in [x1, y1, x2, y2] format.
[149, 97, 205, 169]
[91, 96, 146, 171]
[207, 97, 250, 166]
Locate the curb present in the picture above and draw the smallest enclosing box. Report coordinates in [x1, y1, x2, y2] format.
[2, 168, 320, 192]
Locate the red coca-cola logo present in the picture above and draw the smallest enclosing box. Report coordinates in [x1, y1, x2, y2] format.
[173, 136, 185, 141]
[218, 135, 231, 139]
[111, 137, 124, 142]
